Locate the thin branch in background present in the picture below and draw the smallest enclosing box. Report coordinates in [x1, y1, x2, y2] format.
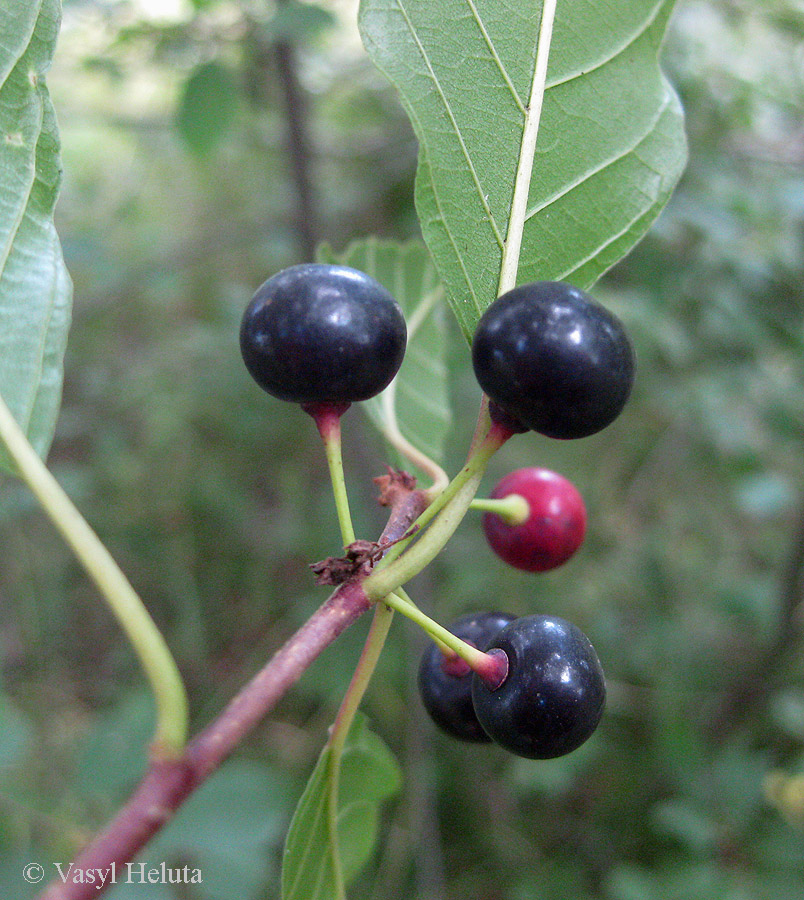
[710, 494, 804, 738]
[272, 0, 319, 260]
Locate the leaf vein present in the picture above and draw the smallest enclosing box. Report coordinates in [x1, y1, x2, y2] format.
[0, 101, 42, 280]
[417, 152, 484, 318]
[545, 1, 664, 90]
[524, 90, 671, 223]
[0, 0, 42, 88]
[396, 0, 505, 250]
[463, 0, 526, 114]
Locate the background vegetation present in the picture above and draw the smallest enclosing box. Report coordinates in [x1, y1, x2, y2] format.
[2, 0, 804, 898]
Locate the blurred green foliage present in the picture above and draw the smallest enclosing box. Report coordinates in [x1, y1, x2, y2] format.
[2, 0, 804, 898]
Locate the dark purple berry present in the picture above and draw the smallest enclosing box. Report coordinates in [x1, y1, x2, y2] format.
[483, 468, 586, 572]
[418, 611, 516, 742]
[472, 281, 635, 439]
[471, 615, 605, 758]
[240, 263, 407, 404]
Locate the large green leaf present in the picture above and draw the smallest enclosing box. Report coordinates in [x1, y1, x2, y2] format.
[281, 713, 401, 900]
[318, 238, 451, 479]
[0, 0, 72, 471]
[359, 0, 687, 341]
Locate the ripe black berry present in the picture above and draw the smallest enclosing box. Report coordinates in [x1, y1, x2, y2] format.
[471, 614, 605, 759]
[418, 611, 516, 742]
[240, 263, 407, 404]
[483, 468, 586, 572]
[471, 281, 635, 439]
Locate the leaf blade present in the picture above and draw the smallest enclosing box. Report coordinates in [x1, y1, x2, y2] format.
[0, 0, 72, 470]
[281, 714, 401, 900]
[359, 0, 687, 341]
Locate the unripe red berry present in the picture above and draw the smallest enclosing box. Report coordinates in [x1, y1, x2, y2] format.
[482, 467, 586, 572]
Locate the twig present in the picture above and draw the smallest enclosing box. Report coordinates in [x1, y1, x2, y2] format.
[272, 0, 319, 260]
[37, 485, 428, 900]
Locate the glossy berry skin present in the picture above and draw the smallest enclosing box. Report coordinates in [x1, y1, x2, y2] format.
[240, 263, 407, 404]
[471, 615, 605, 759]
[418, 611, 516, 742]
[471, 281, 635, 439]
[483, 468, 586, 572]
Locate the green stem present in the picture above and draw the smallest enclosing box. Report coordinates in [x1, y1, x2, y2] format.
[365, 424, 508, 598]
[469, 494, 530, 525]
[312, 406, 356, 546]
[379, 373, 449, 499]
[0, 394, 188, 756]
[375, 399, 498, 570]
[304, 401, 372, 897]
[326, 600, 395, 898]
[382, 589, 488, 670]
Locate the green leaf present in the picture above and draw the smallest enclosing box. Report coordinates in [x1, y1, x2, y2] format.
[176, 61, 239, 156]
[0, 0, 72, 471]
[318, 238, 451, 477]
[265, 1, 337, 43]
[359, 0, 687, 340]
[142, 759, 294, 900]
[74, 691, 154, 798]
[281, 713, 401, 900]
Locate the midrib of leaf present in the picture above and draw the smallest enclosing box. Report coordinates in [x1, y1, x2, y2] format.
[496, 0, 556, 296]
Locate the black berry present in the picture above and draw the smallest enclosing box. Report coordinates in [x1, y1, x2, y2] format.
[240, 263, 407, 404]
[471, 281, 635, 439]
[483, 468, 586, 572]
[471, 614, 605, 759]
[418, 611, 516, 742]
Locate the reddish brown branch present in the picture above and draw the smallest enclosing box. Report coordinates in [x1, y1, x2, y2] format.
[37, 484, 428, 900]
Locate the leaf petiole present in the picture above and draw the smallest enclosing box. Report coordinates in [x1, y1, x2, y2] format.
[0, 392, 188, 756]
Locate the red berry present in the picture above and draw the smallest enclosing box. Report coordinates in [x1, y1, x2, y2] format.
[482, 468, 586, 572]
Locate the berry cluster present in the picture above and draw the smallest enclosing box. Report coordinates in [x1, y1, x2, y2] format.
[416, 283, 632, 757]
[241, 267, 630, 762]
